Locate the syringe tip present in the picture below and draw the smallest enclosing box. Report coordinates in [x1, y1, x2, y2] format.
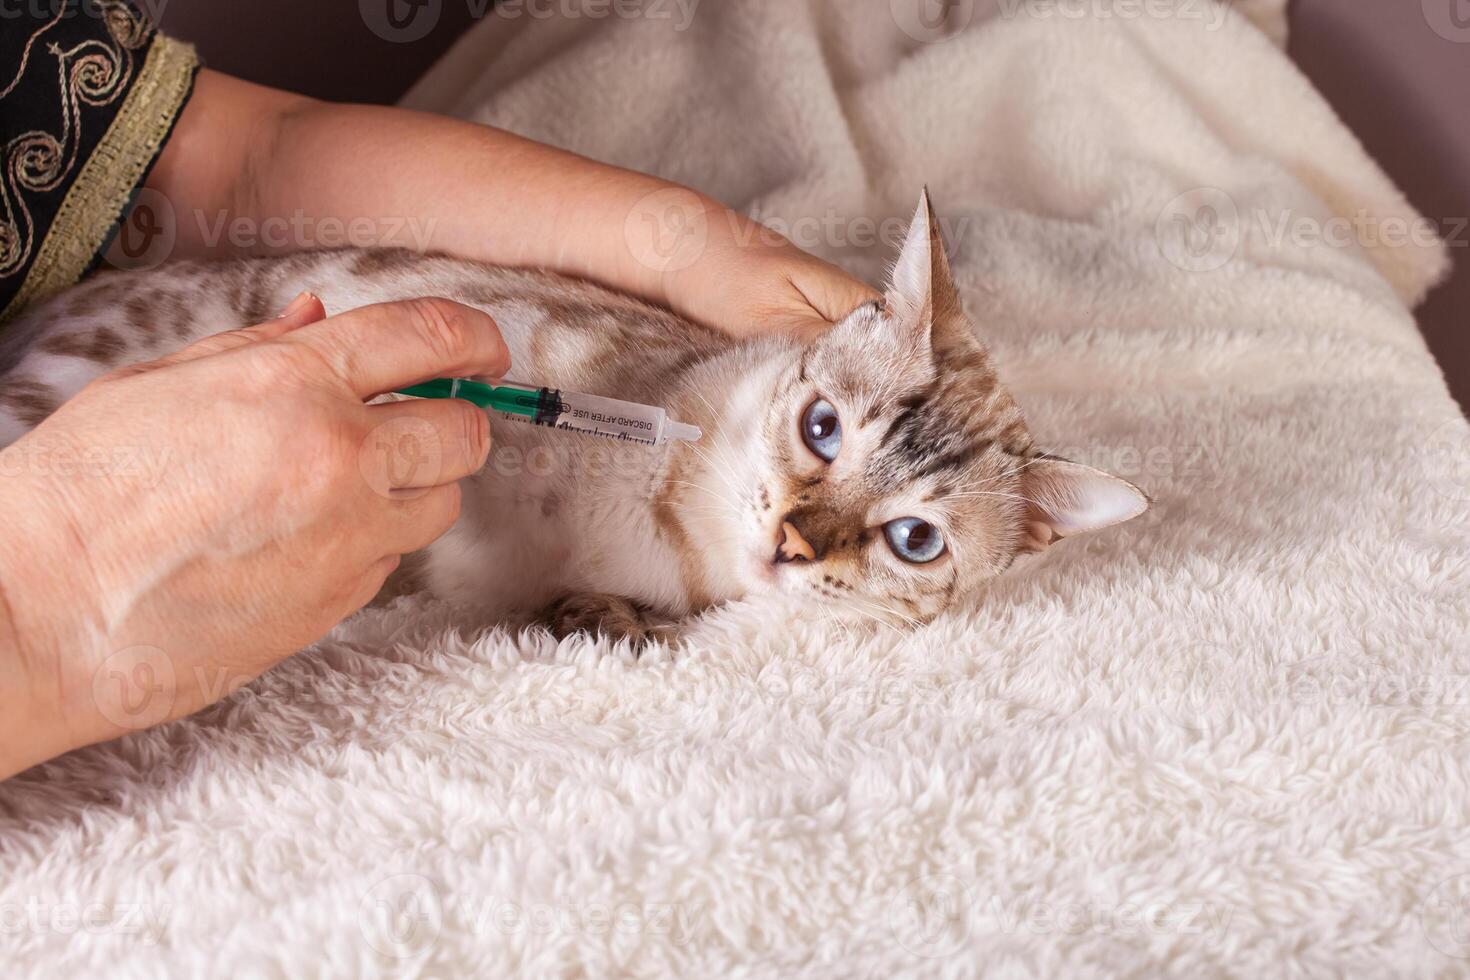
[668, 421, 702, 443]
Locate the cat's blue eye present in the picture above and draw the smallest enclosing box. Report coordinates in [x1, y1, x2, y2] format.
[884, 517, 946, 564]
[800, 398, 842, 462]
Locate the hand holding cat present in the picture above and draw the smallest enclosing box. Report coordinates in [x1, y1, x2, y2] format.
[665, 233, 883, 340]
[150, 70, 879, 340]
[0, 295, 508, 778]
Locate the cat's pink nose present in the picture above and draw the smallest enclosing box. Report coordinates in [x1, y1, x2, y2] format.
[776, 521, 817, 563]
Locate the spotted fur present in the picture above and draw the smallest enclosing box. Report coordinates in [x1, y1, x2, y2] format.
[0, 193, 1148, 642]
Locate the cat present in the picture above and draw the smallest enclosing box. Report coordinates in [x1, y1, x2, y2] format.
[0, 193, 1148, 643]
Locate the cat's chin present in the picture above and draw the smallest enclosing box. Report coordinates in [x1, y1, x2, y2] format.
[737, 553, 818, 601]
[743, 556, 780, 590]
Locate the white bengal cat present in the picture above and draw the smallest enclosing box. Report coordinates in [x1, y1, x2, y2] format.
[0, 195, 1148, 642]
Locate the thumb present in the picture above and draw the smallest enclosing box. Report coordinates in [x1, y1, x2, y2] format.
[129, 292, 328, 376]
[253, 291, 329, 342]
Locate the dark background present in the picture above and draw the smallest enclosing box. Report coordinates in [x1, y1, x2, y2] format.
[155, 1, 479, 103]
[155, 1, 1468, 411]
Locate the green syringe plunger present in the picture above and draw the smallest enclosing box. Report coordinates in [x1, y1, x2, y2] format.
[395, 377, 702, 447]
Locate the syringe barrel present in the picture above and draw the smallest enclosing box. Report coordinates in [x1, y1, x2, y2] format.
[546, 389, 669, 445]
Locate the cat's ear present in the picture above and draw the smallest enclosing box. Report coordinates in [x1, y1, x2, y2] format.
[1019, 457, 1149, 552]
[886, 188, 963, 333]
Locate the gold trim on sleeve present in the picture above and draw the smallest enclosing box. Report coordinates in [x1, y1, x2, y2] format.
[1, 36, 198, 322]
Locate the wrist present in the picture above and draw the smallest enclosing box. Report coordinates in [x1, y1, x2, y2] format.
[0, 545, 76, 779]
[0, 466, 102, 777]
[659, 205, 800, 323]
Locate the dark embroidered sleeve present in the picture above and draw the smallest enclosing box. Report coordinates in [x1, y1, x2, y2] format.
[0, 0, 199, 322]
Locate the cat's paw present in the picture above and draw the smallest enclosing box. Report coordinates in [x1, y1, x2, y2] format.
[538, 593, 676, 649]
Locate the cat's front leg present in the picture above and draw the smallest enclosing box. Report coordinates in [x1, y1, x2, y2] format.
[538, 593, 677, 648]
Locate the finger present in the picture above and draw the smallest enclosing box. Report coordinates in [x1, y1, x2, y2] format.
[379, 482, 463, 556]
[366, 396, 492, 488]
[282, 297, 511, 399]
[132, 292, 329, 375]
[771, 311, 842, 343]
[253, 291, 329, 341]
[803, 271, 882, 325]
[343, 554, 402, 616]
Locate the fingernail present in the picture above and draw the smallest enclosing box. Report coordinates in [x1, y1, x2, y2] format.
[277, 291, 316, 318]
[473, 411, 493, 469]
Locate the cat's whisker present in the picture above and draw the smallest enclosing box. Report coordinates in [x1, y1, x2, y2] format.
[678, 440, 747, 502]
[942, 490, 1044, 508]
[830, 599, 907, 639]
[994, 454, 1053, 482]
[659, 474, 740, 504]
[812, 602, 860, 643]
[683, 447, 737, 483]
[660, 478, 743, 516]
[817, 587, 917, 631]
[838, 593, 924, 632]
[685, 388, 744, 453]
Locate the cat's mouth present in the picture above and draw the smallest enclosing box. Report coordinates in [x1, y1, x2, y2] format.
[740, 519, 812, 592]
[773, 520, 817, 565]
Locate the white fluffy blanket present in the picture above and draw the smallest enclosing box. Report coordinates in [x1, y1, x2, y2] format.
[6, 1, 1469, 976]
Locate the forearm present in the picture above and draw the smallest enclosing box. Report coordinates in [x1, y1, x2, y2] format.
[260, 100, 723, 303]
[0, 480, 94, 780]
[149, 71, 875, 336]
[154, 72, 759, 310]
[0, 561, 47, 780]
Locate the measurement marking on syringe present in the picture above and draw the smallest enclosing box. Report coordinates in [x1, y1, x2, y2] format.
[491, 414, 660, 446]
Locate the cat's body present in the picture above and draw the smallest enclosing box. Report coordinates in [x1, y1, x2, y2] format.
[0, 195, 1148, 641]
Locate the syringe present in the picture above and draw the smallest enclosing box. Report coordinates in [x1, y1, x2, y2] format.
[396, 378, 702, 447]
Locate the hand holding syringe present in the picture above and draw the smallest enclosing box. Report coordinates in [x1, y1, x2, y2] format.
[396, 378, 702, 447]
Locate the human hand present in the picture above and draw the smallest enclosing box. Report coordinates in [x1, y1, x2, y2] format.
[668, 234, 883, 340]
[619, 189, 882, 339]
[0, 294, 508, 778]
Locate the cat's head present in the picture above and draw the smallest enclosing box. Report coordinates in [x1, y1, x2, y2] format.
[682, 191, 1148, 623]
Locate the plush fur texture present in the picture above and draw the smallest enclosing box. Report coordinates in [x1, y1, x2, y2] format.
[0, 194, 1146, 637]
[3, 1, 1468, 977]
